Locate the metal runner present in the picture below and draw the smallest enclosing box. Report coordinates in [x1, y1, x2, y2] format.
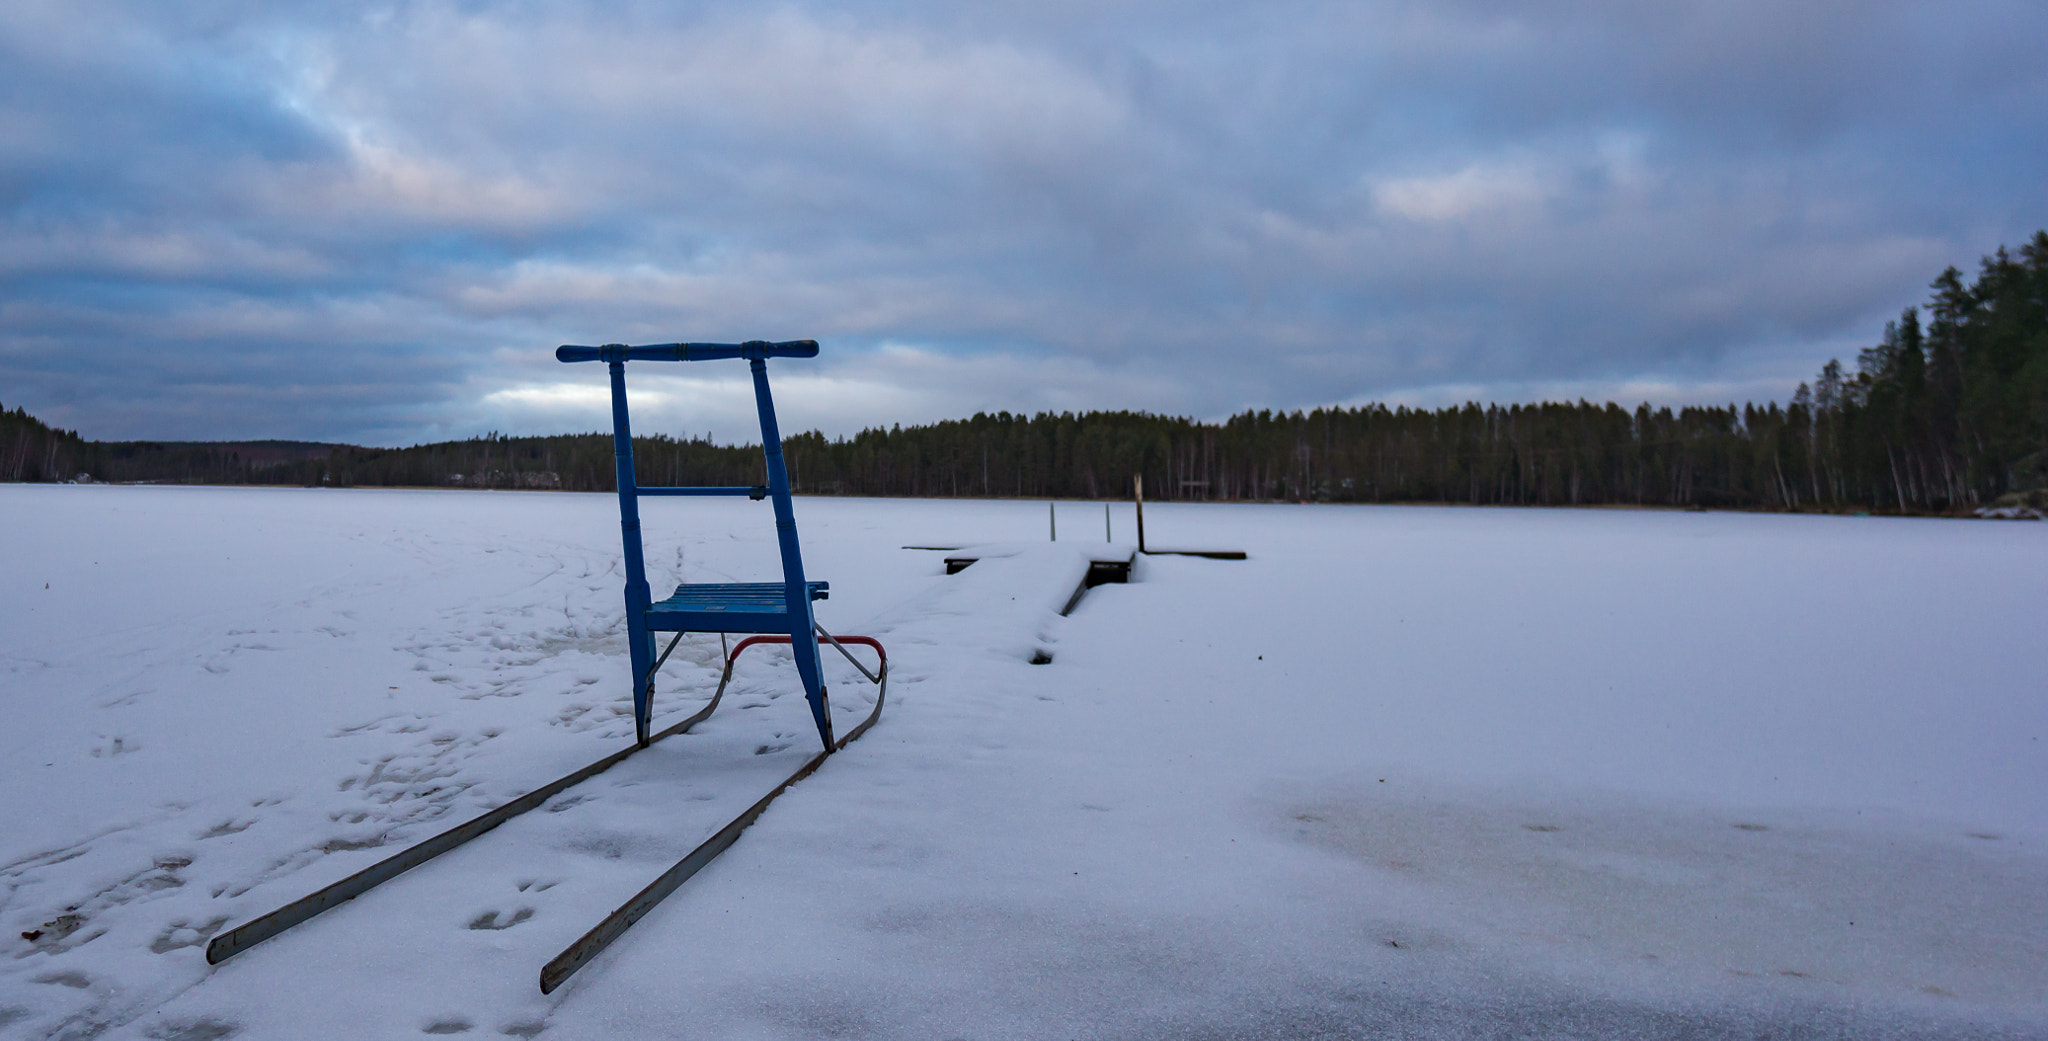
[542, 633, 887, 993]
[206, 633, 886, 990]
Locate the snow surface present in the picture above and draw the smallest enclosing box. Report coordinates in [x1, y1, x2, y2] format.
[2, 484, 2045, 1040]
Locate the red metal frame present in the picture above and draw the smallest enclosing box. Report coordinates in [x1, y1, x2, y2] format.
[727, 633, 887, 671]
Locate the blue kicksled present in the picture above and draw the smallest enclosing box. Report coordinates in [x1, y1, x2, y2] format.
[556, 338, 843, 750]
[208, 338, 887, 997]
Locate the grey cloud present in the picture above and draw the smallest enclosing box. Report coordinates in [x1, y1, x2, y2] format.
[2, 0, 2044, 443]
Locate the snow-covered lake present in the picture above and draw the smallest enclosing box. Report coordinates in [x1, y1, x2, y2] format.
[3, 485, 2044, 1039]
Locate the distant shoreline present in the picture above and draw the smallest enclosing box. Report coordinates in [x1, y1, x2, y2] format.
[14, 478, 2030, 521]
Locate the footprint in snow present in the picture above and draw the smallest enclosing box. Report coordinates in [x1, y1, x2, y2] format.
[146, 1018, 239, 1041]
[465, 908, 534, 931]
[196, 819, 254, 840]
[89, 736, 140, 758]
[20, 912, 95, 953]
[19, 853, 194, 953]
[149, 915, 230, 953]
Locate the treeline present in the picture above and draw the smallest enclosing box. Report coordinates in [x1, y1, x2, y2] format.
[1794, 231, 2048, 509]
[6, 233, 2043, 512]
[0, 406, 344, 485]
[1, 404, 91, 482]
[783, 232, 2045, 510]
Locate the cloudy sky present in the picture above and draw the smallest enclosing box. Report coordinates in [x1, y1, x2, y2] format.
[3, 0, 2044, 446]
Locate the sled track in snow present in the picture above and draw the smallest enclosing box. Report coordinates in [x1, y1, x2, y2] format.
[205, 636, 886, 995]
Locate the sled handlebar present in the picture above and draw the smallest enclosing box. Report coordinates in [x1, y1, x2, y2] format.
[556, 341, 819, 364]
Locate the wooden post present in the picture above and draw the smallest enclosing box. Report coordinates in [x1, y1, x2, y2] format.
[1134, 474, 1146, 553]
[1104, 501, 1111, 542]
[1049, 500, 1056, 541]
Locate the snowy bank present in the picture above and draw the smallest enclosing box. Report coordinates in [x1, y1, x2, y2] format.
[2, 486, 2043, 1039]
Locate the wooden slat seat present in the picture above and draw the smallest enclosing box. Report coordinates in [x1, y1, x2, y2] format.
[646, 581, 828, 634]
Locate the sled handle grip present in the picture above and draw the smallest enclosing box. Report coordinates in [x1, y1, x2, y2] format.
[556, 340, 819, 364]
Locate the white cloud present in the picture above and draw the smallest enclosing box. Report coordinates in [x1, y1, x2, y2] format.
[462, 341, 1205, 444]
[0, 224, 330, 280]
[1372, 160, 1558, 222]
[323, 137, 571, 227]
[479, 381, 613, 412]
[1367, 133, 1653, 224]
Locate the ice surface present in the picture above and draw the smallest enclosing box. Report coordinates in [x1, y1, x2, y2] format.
[2, 486, 2043, 1039]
